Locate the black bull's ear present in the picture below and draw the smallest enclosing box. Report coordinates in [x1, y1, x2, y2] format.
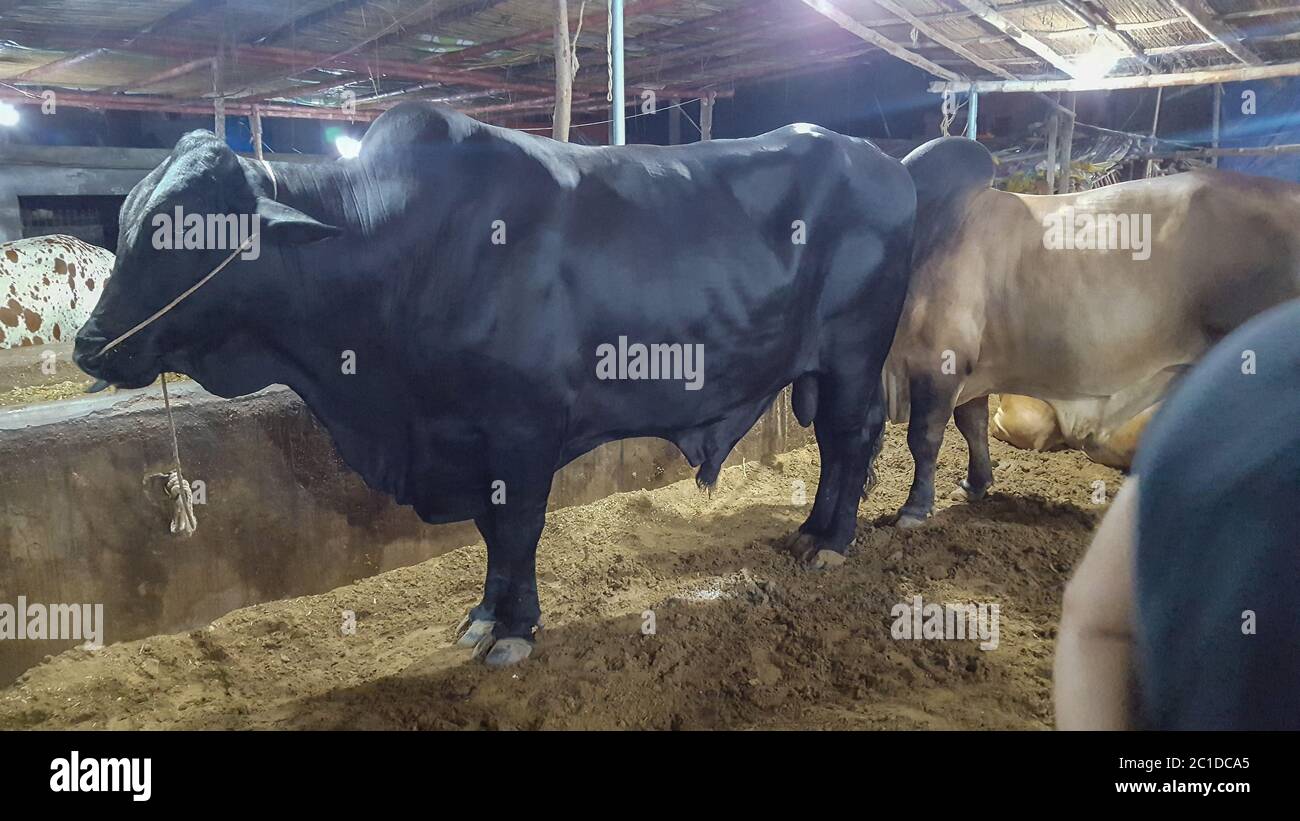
[255, 197, 342, 245]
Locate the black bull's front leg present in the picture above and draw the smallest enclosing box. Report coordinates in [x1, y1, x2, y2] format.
[454, 451, 552, 668]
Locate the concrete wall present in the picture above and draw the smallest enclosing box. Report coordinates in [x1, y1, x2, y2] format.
[0, 145, 168, 243]
[0, 144, 326, 243]
[0, 349, 809, 682]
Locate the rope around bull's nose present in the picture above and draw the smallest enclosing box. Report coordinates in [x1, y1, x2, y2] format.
[113, 156, 276, 537]
[160, 374, 197, 536]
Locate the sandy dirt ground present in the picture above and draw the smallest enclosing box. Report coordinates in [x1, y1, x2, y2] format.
[0, 421, 1122, 730]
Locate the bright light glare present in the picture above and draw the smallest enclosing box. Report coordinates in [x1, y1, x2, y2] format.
[335, 135, 362, 159]
[0, 102, 19, 127]
[1072, 44, 1123, 81]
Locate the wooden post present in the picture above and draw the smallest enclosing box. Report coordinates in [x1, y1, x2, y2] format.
[699, 92, 715, 142]
[212, 52, 226, 141]
[1144, 86, 1163, 178]
[250, 104, 264, 161]
[1045, 103, 1058, 193]
[965, 89, 978, 140]
[552, 0, 573, 142]
[1056, 92, 1076, 194]
[1211, 82, 1223, 168]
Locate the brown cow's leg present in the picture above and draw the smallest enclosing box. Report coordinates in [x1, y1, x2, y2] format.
[952, 396, 994, 502]
[897, 374, 958, 527]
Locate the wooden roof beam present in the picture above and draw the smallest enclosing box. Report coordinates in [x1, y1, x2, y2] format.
[102, 56, 215, 94]
[8, 0, 226, 82]
[1052, 0, 1152, 69]
[1166, 0, 1263, 65]
[950, 0, 1079, 76]
[251, 0, 375, 46]
[1223, 6, 1300, 22]
[228, 0, 490, 99]
[0, 86, 383, 121]
[930, 58, 1300, 93]
[429, 0, 682, 66]
[868, 0, 1014, 79]
[799, 0, 964, 82]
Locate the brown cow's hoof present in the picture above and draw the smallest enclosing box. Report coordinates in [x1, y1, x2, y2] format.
[804, 549, 846, 570]
[896, 513, 928, 529]
[484, 638, 533, 668]
[455, 615, 496, 648]
[948, 481, 990, 502]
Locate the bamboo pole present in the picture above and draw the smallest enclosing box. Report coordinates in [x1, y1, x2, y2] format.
[699, 92, 715, 141]
[800, 0, 964, 81]
[1056, 92, 1076, 194]
[1045, 105, 1058, 192]
[932, 60, 1300, 93]
[213, 48, 226, 141]
[553, 0, 573, 142]
[251, 104, 264, 161]
[1211, 82, 1222, 168]
[1144, 86, 1163, 177]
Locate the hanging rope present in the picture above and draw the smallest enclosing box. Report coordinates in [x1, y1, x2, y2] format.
[606, 0, 614, 104]
[160, 374, 197, 536]
[571, 0, 587, 76]
[103, 160, 278, 536]
[940, 89, 957, 137]
[98, 232, 257, 356]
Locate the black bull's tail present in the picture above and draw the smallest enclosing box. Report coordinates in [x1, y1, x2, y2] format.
[881, 136, 998, 425]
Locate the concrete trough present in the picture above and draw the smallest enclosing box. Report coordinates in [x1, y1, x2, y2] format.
[0, 348, 809, 682]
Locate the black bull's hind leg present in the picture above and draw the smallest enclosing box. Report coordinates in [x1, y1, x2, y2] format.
[788, 368, 889, 569]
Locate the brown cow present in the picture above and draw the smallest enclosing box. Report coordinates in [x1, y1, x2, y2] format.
[991, 393, 1158, 470]
[884, 137, 1300, 527]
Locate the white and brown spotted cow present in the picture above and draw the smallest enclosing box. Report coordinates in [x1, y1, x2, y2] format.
[0, 235, 113, 349]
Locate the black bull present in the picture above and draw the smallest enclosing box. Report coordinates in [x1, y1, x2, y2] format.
[75, 103, 916, 666]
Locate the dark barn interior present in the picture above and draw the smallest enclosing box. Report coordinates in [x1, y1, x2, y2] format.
[0, 1, 1298, 747]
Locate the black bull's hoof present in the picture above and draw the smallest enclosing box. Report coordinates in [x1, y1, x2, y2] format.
[777, 532, 848, 570]
[455, 615, 536, 668]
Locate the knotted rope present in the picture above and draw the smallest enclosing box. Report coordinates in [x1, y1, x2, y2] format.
[940, 90, 957, 137]
[159, 374, 197, 536]
[98, 157, 278, 535]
